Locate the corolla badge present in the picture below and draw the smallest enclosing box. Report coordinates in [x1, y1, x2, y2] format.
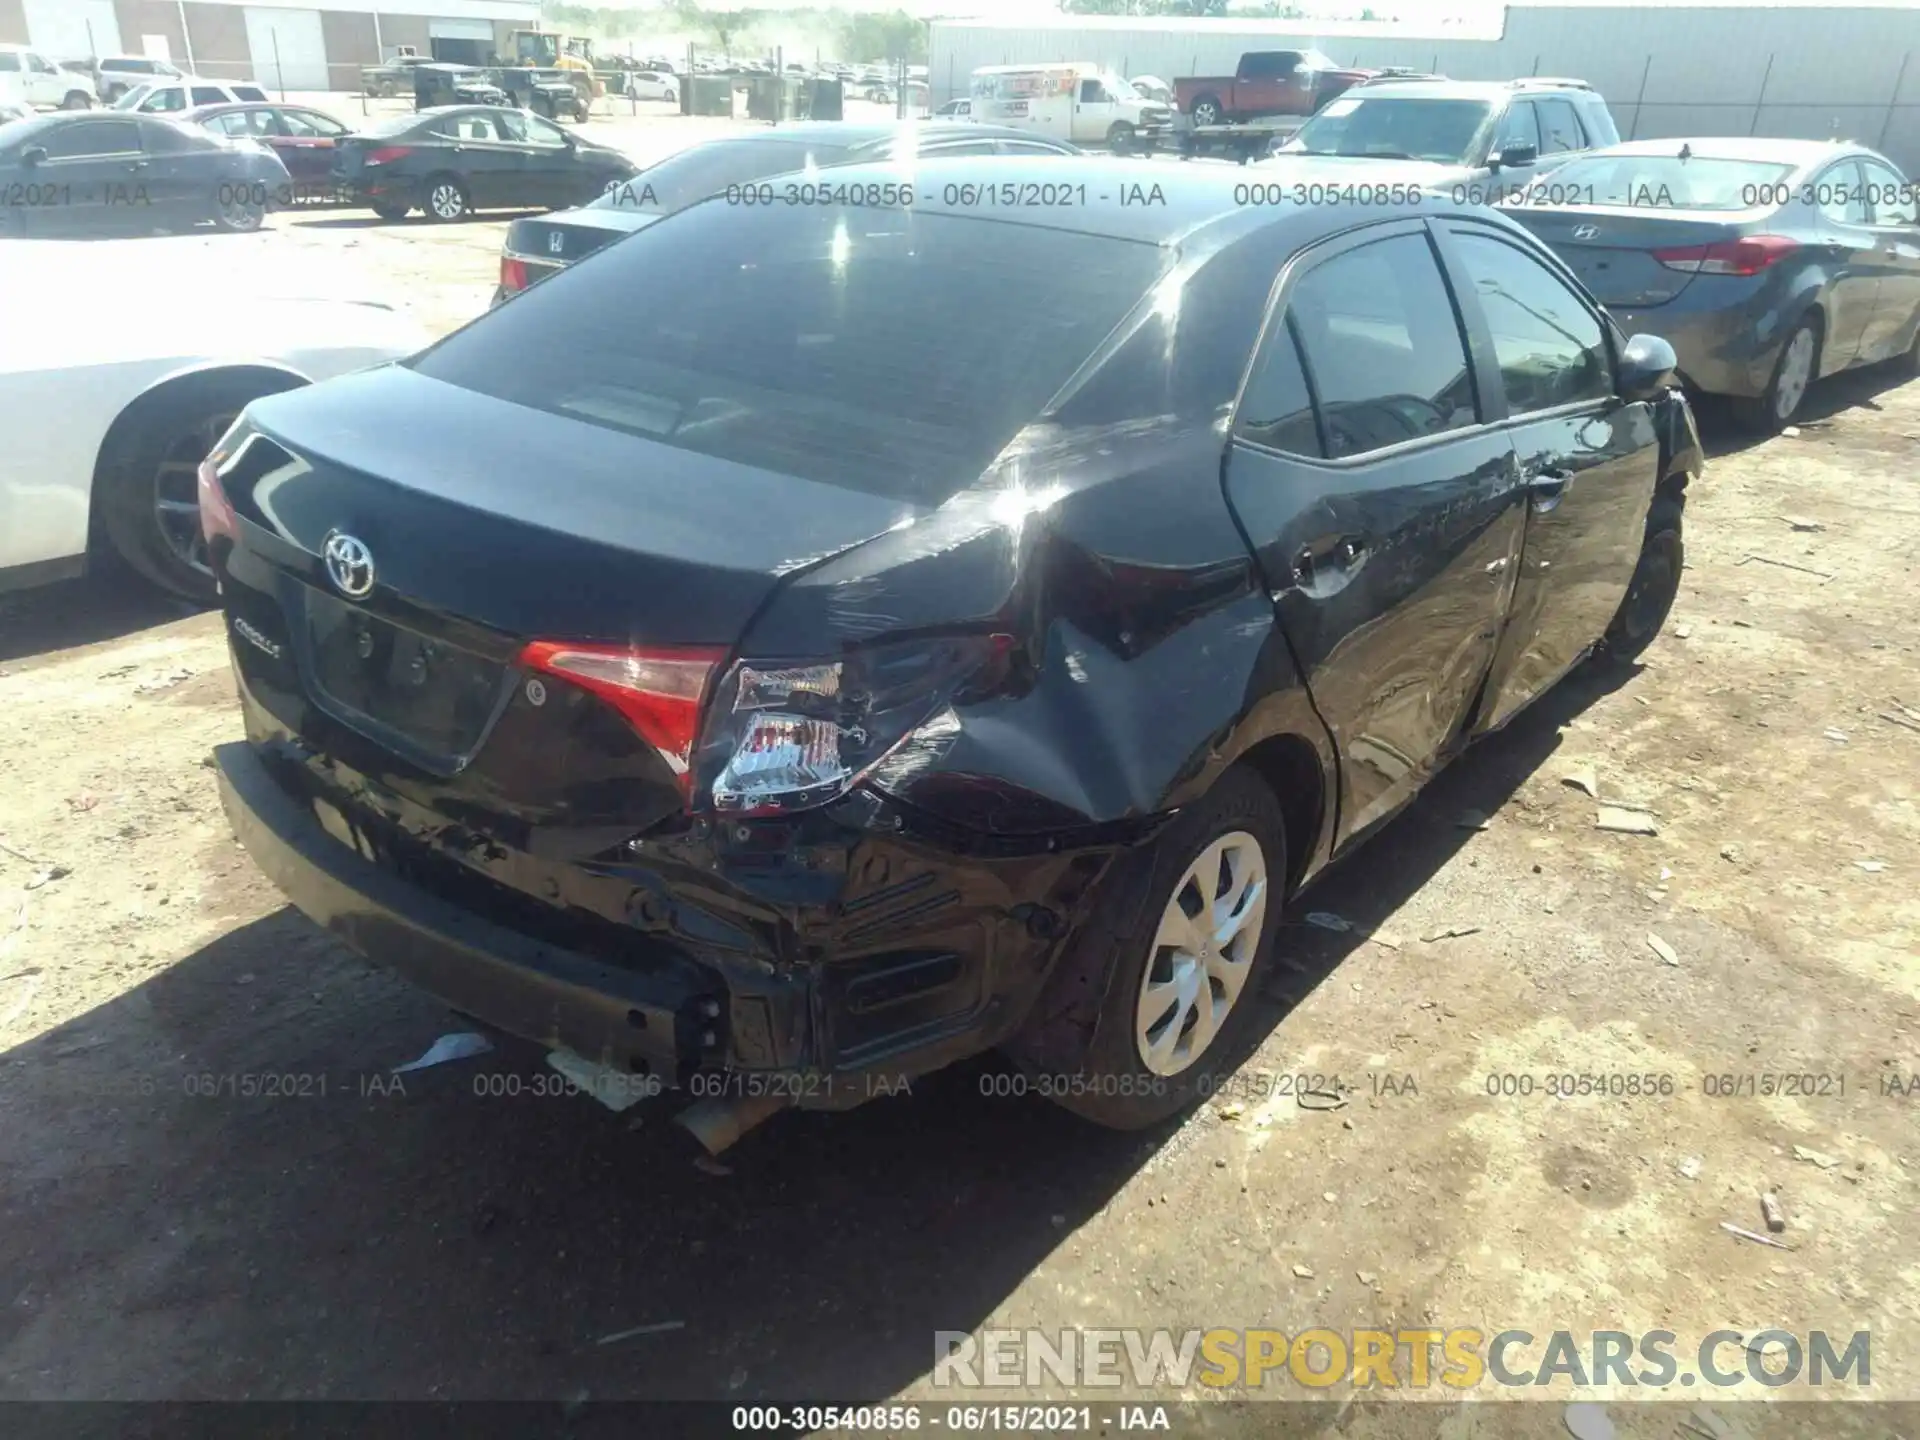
[1572, 224, 1600, 240]
[323, 531, 376, 599]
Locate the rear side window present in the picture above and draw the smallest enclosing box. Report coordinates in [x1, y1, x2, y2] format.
[191, 86, 226, 106]
[412, 205, 1167, 505]
[1452, 230, 1611, 412]
[233, 85, 268, 102]
[1284, 231, 1477, 458]
[1534, 97, 1588, 154]
[1815, 161, 1868, 224]
[1861, 157, 1919, 225]
[1236, 317, 1322, 457]
[44, 119, 140, 158]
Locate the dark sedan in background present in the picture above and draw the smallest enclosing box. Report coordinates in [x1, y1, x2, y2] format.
[203, 158, 1700, 1157]
[494, 119, 1079, 301]
[1503, 138, 1920, 431]
[187, 102, 351, 201]
[0, 111, 288, 235]
[332, 105, 639, 221]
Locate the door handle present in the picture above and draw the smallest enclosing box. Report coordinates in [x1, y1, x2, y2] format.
[1526, 467, 1574, 512]
[1291, 535, 1369, 590]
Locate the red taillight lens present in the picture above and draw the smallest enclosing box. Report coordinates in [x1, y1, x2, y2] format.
[518, 642, 724, 791]
[1652, 235, 1799, 276]
[500, 255, 529, 293]
[197, 456, 238, 547]
[364, 145, 413, 166]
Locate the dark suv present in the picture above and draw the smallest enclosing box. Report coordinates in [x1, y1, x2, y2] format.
[1274, 78, 1618, 197]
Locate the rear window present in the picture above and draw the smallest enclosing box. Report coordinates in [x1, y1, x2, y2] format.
[1286, 97, 1493, 166]
[589, 137, 852, 213]
[360, 111, 427, 138]
[233, 85, 268, 101]
[412, 203, 1167, 503]
[1528, 155, 1797, 210]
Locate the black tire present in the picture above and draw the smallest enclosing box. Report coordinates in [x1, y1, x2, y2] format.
[62, 91, 92, 110]
[1005, 768, 1287, 1130]
[213, 185, 266, 232]
[371, 201, 410, 221]
[1733, 314, 1819, 434]
[95, 372, 299, 602]
[1898, 313, 1920, 378]
[422, 173, 471, 222]
[1598, 492, 1685, 665]
[1107, 121, 1135, 156]
[1189, 95, 1223, 128]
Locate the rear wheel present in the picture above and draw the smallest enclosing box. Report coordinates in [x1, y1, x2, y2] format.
[371, 200, 410, 221]
[1107, 121, 1136, 156]
[96, 373, 298, 602]
[1598, 493, 1685, 665]
[423, 174, 471, 222]
[1189, 95, 1223, 127]
[1006, 769, 1285, 1130]
[214, 187, 266, 232]
[1734, 315, 1819, 433]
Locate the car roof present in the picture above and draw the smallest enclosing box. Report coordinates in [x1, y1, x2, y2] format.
[1582, 136, 1860, 165]
[684, 153, 1523, 249]
[1346, 79, 1588, 102]
[734, 120, 1065, 148]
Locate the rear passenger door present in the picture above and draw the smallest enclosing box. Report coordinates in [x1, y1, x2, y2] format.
[1222, 220, 1526, 848]
[1439, 220, 1659, 733]
[1807, 159, 1878, 370]
[1857, 156, 1920, 360]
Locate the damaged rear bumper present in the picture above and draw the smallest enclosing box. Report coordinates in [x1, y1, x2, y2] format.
[213, 738, 1123, 1108]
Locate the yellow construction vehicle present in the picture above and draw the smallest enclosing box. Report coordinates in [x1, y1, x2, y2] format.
[509, 30, 603, 105]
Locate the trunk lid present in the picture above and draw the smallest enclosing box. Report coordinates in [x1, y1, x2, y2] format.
[224, 364, 921, 820]
[503, 208, 661, 270]
[1501, 207, 1750, 308]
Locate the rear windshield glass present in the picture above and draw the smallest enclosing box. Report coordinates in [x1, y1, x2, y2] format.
[360, 110, 431, 137]
[1286, 97, 1493, 165]
[1524, 155, 1797, 210]
[589, 138, 853, 212]
[411, 203, 1167, 504]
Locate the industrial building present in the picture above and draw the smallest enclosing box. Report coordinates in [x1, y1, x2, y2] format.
[929, 0, 1920, 173]
[0, 0, 540, 92]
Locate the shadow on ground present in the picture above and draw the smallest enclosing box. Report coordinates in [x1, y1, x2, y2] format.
[0, 570, 205, 667]
[0, 659, 1630, 1406]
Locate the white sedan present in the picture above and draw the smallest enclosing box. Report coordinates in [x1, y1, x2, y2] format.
[626, 70, 679, 104]
[0, 239, 429, 600]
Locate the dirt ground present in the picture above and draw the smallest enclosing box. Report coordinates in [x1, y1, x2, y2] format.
[1, 115, 1917, 1435]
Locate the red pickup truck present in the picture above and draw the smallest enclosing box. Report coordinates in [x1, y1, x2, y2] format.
[1175, 49, 1382, 128]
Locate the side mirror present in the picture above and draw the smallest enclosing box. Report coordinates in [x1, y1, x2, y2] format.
[1494, 140, 1538, 169]
[20, 146, 47, 167]
[1617, 333, 1678, 402]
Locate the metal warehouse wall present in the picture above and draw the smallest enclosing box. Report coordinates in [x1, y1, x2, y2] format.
[929, 4, 1920, 172]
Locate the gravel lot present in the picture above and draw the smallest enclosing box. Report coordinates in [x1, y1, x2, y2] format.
[1, 101, 1917, 1429]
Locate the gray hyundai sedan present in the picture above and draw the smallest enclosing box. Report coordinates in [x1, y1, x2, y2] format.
[1501, 138, 1920, 432]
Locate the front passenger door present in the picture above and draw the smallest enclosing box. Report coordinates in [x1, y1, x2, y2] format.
[1441, 221, 1660, 733]
[1223, 222, 1527, 847]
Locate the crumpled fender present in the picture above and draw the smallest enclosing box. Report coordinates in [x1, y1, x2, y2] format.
[740, 416, 1338, 849]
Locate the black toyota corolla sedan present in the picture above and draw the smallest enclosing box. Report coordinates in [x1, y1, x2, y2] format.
[204, 157, 1702, 1155]
[493, 120, 1080, 303]
[331, 105, 638, 221]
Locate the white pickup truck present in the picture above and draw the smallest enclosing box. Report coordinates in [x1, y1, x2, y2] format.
[0, 44, 97, 111]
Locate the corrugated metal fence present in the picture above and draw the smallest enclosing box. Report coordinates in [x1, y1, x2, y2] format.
[930, 6, 1920, 171]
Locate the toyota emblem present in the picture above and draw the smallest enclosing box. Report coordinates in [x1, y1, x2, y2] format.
[1572, 224, 1599, 240]
[323, 531, 376, 599]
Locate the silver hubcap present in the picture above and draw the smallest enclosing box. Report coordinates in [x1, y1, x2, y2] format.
[1194, 103, 1218, 125]
[1134, 830, 1268, 1077]
[431, 185, 463, 218]
[154, 410, 239, 579]
[1775, 327, 1814, 419]
[219, 197, 260, 229]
